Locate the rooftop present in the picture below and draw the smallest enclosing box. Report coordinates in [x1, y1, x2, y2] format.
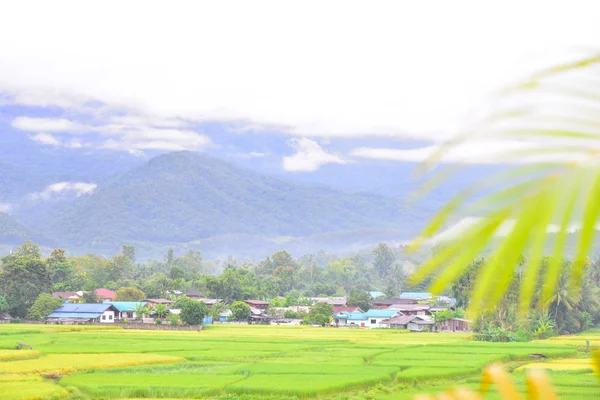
[51, 303, 116, 314]
[145, 299, 174, 304]
[244, 300, 270, 305]
[399, 292, 432, 300]
[365, 308, 400, 318]
[95, 288, 117, 299]
[105, 302, 147, 312]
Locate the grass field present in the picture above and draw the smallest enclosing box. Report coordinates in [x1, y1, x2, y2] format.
[0, 324, 595, 399]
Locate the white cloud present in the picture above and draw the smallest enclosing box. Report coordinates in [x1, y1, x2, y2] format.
[12, 117, 84, 132]
[427, 217, 589, 244]
[12, 116, 211, 153]
[0, 203, 11, 213]
[283, 138, 346, 172]
[30, 132, 61, 146]
[0, 1, 597, 143]
[29, 182, 97, 201]
[351, 138, 600, 165]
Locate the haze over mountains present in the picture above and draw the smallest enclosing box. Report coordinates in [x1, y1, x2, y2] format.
[0, 126, 486, 258]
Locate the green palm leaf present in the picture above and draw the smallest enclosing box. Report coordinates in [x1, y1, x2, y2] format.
[410, 53, 600, 314]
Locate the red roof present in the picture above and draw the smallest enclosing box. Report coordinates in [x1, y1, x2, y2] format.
[94, 288, 117, 300]
[333, 306, 362, 314]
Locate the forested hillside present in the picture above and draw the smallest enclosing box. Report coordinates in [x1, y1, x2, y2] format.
[0, 213, 36, 244]
[29, 152, 426, 254]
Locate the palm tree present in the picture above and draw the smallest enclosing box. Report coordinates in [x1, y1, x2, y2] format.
[409, 53, 600, 314]
[544, 271, 580, 322]
[155, 304, 168, 319]
[134, 303, 146, 319]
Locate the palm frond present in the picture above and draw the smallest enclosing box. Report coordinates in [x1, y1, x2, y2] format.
[410, 52, 600, 313]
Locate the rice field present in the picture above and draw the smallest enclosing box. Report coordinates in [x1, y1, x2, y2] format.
[0, 324, 595, 399]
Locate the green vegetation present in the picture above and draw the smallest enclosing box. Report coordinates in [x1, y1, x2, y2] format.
[34, 151, 420, 252]
[0, 324, 592, 399]
[230, 301, 251, 321]
[181, 300, 207, 325]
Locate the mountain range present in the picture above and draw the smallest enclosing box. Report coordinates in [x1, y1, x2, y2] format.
[1, 148, 443, 258]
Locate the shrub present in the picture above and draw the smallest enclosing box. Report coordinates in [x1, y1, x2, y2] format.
[115, 287, 146, 301]
[26, 293, 63, 320]
[230, 301, 251, 321]
[155, 319, 163, 325]
[181, 301, 207, 325]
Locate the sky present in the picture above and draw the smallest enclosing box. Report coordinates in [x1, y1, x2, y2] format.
[1, 1, 599, 171]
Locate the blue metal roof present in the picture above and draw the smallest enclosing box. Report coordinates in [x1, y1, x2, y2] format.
[369, 291, 385, 299]
[399, 292, 432, 300]
[53, 303, 114, 313]
[48, 312, 103, 319]
[105, 302, 146, 312]
[365, 308, 399, 318]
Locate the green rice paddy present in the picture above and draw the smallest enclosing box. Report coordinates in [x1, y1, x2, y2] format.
[0, 324, 596, 399]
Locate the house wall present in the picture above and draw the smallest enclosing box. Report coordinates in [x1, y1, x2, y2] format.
[99, 310, 115, 323]
[366, 317, 392, 329]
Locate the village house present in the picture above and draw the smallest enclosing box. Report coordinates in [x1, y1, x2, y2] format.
[312, 297, 347, 307]
[388, 304, 431, 316]
[368, 291, 385, 299]
[332, 306, 362, 315]
[333, 311, 367, 327]
[184, 288, 201, 300]
[198, 298, 222, 309]
[373, 298, 415, 309]
[52, 291, 83, 303]
[0, 312, 12, 324]
[436, 318, 471, 332]
[144, 299, 174, 307]
[407, 315, 435, 332]
[399, 292, 433, 301]
[333, 308, 401, 328]
[106, 302, 147, 319]
[95, 288, 117, 302]
[47, 303, 119, 323]
[243, 300, 270, 311]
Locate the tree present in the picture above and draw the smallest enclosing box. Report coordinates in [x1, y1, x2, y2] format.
[383, 285, 398, 298]
[172, 296, 192, 309]
[169, 265, 186, 280]
[347, 289, 372, 311]
[14, 241, 42, 259]
[309, 302, 333, 326]
[122, 245, 136, 263]
[27, 293, 63, 320]
[181, 301, 207, 325]
[545, 268, 580, 327]
[0, 296, 9, 314]
[115, 287, 146, 301]
[135, 303, 150, 318]
[165, 248, 174, 266]
[154, 303, 168, 319]
[0, 246, 52, 317]
[372, 243, 395, 278]
[49, 261, 78, 291]
[230, 301, 251, 321]
[83, 291, 102, 304]
[48, 248, 67, 264]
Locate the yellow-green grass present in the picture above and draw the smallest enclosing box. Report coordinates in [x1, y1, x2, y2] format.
[0, 353, 183, 374]
[0, 349, 40, 361]
[516, 357, 596, 372]
[0, 375, 68, 400]
[61, 373, 246, 398]
[0, 323, 586, 399]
